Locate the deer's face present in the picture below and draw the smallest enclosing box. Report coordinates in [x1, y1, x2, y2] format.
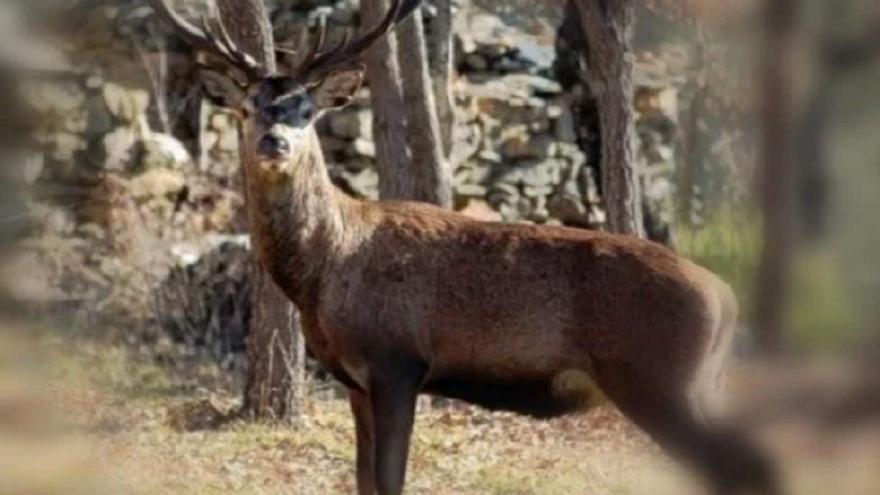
[200, 68, 365, 178]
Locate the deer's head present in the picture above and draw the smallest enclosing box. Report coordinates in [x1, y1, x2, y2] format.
[154, 0, 420, 180]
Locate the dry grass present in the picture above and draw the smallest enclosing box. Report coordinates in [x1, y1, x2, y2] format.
[0, 327, 698, 495]
[3, 326, 880, 495]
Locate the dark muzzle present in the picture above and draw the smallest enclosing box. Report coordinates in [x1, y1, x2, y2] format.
[257, 134, 290, 159]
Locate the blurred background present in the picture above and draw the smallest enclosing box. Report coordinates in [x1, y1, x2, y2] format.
[0, 0, 878, 493]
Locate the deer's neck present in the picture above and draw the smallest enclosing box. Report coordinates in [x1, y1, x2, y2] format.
[244, 129, 363, 302]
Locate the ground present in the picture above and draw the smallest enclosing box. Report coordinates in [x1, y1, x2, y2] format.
[1, 324, 878, 495]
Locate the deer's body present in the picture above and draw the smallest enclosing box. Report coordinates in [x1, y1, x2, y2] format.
[155, 1, 776, 493]
[249, 132, 732, 419]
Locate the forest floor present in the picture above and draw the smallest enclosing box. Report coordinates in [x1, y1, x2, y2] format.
[2, 324, 879, 495]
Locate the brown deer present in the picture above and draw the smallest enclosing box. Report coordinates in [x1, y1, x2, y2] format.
[154, 1, 777, 494]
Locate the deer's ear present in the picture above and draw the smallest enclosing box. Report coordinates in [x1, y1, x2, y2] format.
[199, 69, 248, 109]
[309, 66, 366, 111]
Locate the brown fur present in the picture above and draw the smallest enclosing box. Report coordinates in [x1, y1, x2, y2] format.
[241, 126, 776, 494]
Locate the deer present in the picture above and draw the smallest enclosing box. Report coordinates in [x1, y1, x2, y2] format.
[153, 1, 777, 494]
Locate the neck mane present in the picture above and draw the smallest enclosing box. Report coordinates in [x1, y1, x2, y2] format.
[243, 127, 367, 303]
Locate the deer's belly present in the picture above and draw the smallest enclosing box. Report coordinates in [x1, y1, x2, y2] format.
[422, 369, 603, 418]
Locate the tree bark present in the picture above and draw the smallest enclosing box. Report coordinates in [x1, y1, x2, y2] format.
[754, 0, 801, 355]
[425, 0, 455, 157]
[361, 0, 414, 201]
[396, 6, 453, 207]
[217, 0, 304, 422]
[574, 0, 643, 237]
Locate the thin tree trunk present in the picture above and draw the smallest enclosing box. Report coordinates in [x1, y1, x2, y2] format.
[575, 0, 643, 237]
[217, 0, 304, 422]
[397, 6, 453, 207]
[362, 0, 414, 200]
[755, 0, 801, 355]
[425, 0, 455, 157]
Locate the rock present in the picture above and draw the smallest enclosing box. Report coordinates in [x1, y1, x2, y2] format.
[555, 106, 578, 143]
[101, 127, 138, 171]
[338, 168, 378, 199]
[214, 128, 238, 153]
[515, 40, 556, 71]
[84, 96, 114, 137]
[50, 132, 87, 163]
[320, 136, 349, 154]
[103, 83, 150, 123]
[328, 108, 372, 139]
[459, 199, 502, 223]
[45, 207, 76, 236]
[25, 81, 86, 115]
[140, 133, 191, 170]
[344, 157, 374, 173]
[522, 184, 554, 198]
[128, 168, 186, 200]
[351, 138, 376, 159]
[456, 183, 488, 198]
[464, 53, 489, 72]
[529, 196, 550, 223]
[501, 133, 555, 161]
[21, 152, 45, 184]
[209, 112, 236, 132]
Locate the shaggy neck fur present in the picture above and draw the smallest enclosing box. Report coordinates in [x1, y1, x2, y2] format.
[243, 127, 364, 303]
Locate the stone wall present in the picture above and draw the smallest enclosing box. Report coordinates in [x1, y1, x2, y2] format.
[15, 0, 684, 233]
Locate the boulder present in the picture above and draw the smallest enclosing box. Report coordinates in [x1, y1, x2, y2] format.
[328, 108, 372, 139]
[103, 83, 150, 124]
[139, 133, 192, 170]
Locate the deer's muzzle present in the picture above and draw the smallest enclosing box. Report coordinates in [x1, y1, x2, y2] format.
[257, 134, 290, 160]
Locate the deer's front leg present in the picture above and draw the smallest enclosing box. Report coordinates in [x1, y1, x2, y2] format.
[349, 389, 376, 495]
[369, 372, 419, 495]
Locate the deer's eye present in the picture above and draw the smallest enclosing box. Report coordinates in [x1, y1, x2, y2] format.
[262, 105, 291, 123]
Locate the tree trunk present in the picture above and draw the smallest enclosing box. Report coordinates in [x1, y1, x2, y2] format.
[425, 0, 455, 157]
[754, 0, 801, 355]
[574, 0, 643, 237]
[362, 0, 414, 201]
[396, 6, 453, 207]
[217, 0, 304, 421]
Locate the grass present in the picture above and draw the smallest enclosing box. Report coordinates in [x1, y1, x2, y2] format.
[4, 324, 880, 494]
[0, 326, 699, 495]
[677, 210, 762, 319]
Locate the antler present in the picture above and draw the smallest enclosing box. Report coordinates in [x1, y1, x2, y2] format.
[298, 0, 423, 80]
[152, 0, 267, 81]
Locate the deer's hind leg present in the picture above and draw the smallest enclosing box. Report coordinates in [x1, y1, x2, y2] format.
[593, 360, 778, 495]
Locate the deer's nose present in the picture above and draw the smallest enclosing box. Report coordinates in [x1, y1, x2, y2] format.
[257, 134, 290, 158]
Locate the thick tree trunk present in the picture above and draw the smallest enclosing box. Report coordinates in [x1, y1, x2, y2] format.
[574, 0, 643, 237]
[755, 0, 801, 355]
[397, 7, 453, 207]
[425, 0, 455, 157]
[217, 0, 304, 421]
[362, 0, 414, 200]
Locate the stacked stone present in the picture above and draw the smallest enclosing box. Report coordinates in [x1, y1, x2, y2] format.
[19, 0, 686, 232]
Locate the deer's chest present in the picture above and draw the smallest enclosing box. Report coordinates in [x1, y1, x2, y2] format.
[300, 309, 369, 391]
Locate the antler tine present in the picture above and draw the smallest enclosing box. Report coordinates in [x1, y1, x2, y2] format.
[298, 11, 330, 71]
[300, 0, 423, 79]
[208, 13, 265, 76]
[152, 0, 265, 80]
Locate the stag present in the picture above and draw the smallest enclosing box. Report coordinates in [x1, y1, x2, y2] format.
[153, 1, 776, 494]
